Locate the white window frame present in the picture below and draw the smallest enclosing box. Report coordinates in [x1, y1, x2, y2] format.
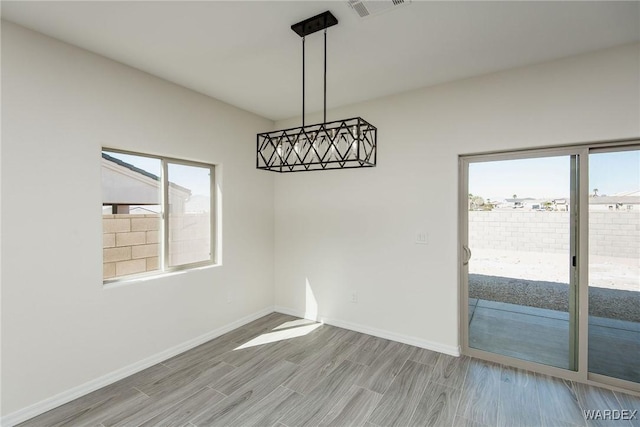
[102, 148, 217, 284]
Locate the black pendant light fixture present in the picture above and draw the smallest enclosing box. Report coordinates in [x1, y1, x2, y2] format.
[257, 11, 377, 173]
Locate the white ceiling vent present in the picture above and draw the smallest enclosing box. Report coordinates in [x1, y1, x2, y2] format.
[347, 0, 412, 18]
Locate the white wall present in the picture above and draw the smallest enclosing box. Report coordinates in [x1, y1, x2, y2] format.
[273, 43, 640, 353]
[1, 21, 274, 417]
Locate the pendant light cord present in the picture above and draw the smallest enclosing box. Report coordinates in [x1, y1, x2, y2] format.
[324, 29, 327, 124]
[302, 37, 305, 127]
[301, 30, 328, 126]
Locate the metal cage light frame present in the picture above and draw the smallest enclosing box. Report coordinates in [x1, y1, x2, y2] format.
[256, 11, 377, 173]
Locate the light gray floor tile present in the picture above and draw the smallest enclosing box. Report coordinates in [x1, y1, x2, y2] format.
[430, 354, 471, 390]
[162, 340, 237, 370]
[228, 385, 303, 427]
[284, 340, 359, 394]
[193, 360, 299, 426]
[368, 360, 432, 426]
[576, 383, 632, 427]
[409, 381, 462, 427]
[409, 347, 441, 367]
[356, 341, 419, 394]
[453, 415, 490, 426]
[347, 336, 394, 366]
[282, 360, 367, 426]
[213, 341, 294, 395]
[498, 366, 542, 427]
[318, 385, 382, 427]
[137, 359, 235, 399]
[535, 373, 585, 426]
[106, 386, 209, 427]
[613, 391, 640, 427]
[456, 359, 501, 426]
[138, 387, 226, 426]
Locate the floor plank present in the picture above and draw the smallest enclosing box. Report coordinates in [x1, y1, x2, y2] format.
[409, 347, 441, 367]
[227, 385, 303, 427]
[281, 359, 367, 426]
[284, 340, 359, 395]
[318, 385, 382, 427]
[368, 360, 432, 426]
[408, 381, 461, 427]
[347, 336, 394, 366]
[430, 354, 471, 390]
[106, 385, 211, 426]
[356, 341, 418, 394]
[456, 359, 501, 426]
[284, 325, 354, 365]
[575, 383, 632, 427]
[138, 387, 226, 426]
[162, 339, 237, 371]
[613, 391, 640, 427]
[453, 415, 490, 427]
[226, 312, 297, 344]
[212, 341, 294, 395]
[137, 359, 235, 399]
[497, 367, 542, 427]
[192, 360, 299, 426]
[535, 373, 585, 426]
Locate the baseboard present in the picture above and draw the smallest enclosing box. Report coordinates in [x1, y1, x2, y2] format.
[1, 306, 275, 427]
[274, 305, 460, 357]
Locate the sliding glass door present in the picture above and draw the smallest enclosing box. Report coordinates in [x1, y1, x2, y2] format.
[460, 142, 639, 391]
[464, 154, 578, 370]
[588, 148, 640, 384]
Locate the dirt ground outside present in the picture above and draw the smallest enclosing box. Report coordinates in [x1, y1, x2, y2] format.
[468, 248, 640, 322]
[469, 248, 639, 291]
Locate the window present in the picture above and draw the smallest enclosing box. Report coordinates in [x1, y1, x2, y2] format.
[102, 149, 215, 282]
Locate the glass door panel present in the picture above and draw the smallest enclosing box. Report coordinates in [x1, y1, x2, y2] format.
[466, 155, 577, 370]
[588, 149, 640, 383]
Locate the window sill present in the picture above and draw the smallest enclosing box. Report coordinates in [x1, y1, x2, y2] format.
[103, 262, 221, 290]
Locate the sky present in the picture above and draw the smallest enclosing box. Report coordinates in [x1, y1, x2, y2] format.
[469, 151, 640, 200]
[104, 151, 211, 196]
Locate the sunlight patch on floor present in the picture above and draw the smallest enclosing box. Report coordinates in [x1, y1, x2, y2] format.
[234, 322, 322, 350]
[273, 318, 318, 330]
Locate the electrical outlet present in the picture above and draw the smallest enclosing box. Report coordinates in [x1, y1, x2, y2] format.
[227, 291, 233, 303]
[350, 292, 358, 303]
[415, 232, 428, 245]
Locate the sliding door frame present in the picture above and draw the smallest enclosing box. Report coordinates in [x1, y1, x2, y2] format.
[458, 139, 640, 395]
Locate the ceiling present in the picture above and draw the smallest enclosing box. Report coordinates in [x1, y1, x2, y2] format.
[2, 1, 639, 121]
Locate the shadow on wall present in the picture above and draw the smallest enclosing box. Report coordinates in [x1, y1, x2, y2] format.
[469, 274, 640, 323]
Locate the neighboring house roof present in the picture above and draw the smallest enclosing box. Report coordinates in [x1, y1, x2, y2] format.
[611, 190, 640, 197]
[130, 206, 161, 214]
[505, 198, 536, 202]
[589, 196, 640, 205]
[102, 152, 191, 195]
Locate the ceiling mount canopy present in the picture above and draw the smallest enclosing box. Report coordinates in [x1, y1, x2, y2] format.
[257, 10, 377, 173]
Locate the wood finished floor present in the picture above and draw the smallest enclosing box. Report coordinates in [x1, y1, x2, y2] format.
[19, 312, 640, 427]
